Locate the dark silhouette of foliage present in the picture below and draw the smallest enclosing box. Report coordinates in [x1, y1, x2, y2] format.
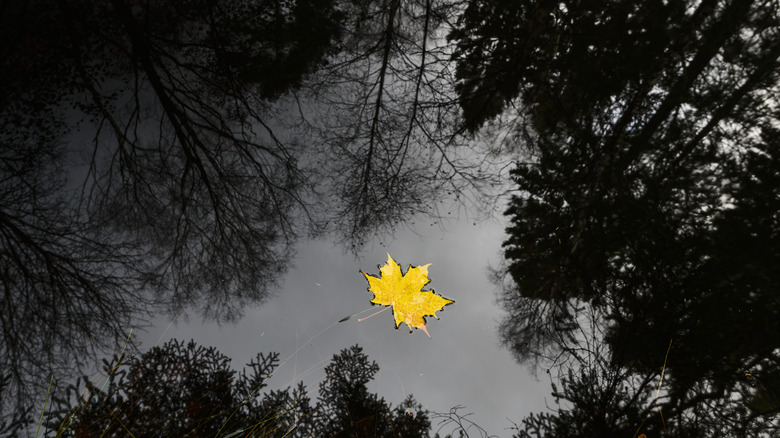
[506, 306, 779, 438]
[47, 340, 242, 437]
[45, 341, 433, 437]
[451, 0, 780, 436]
[511, 349, 780, 438]
[317, 344, 431, 438]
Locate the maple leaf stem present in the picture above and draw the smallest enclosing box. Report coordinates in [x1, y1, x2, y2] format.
[338, 306, 377, 323]
[357, 305, 392, 322]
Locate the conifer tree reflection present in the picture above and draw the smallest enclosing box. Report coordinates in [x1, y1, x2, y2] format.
[451, 0, 780, 435]
[47, 341, 432, 438]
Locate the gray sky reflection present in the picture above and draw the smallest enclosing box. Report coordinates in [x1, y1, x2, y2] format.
[137, 212, 549, 437]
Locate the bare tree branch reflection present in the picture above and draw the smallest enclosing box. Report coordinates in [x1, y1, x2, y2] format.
[1, 0, 343, 412]
[292, 0, 508, 248]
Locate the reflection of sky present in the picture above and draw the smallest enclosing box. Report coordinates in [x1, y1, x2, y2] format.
[136, 209, 550, 437]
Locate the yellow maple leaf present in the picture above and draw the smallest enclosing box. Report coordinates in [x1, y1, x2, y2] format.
[361, 254, 454, 337]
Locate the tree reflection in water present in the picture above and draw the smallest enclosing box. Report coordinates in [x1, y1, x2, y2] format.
[451, 0, 780, 435]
